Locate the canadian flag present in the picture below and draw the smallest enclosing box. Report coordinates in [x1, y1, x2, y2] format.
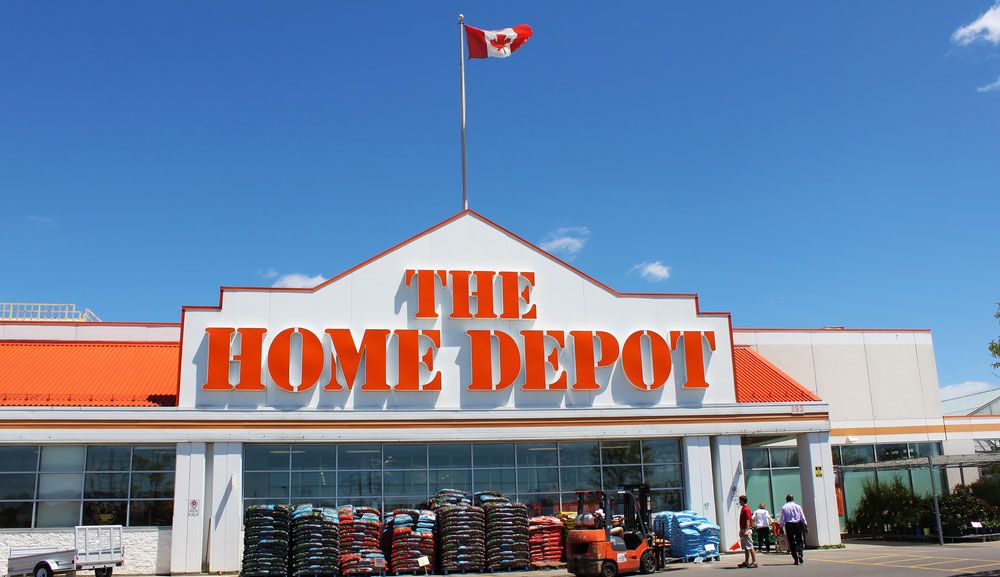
[465, 24, 533, 59]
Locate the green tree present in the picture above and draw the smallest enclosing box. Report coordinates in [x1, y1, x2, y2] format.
[991, 303, 1000, 371]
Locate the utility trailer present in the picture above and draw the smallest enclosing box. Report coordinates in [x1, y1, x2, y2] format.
[6, 526, 124, 577]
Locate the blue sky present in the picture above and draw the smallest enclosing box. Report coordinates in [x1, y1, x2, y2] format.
[2, 2, 998, 395]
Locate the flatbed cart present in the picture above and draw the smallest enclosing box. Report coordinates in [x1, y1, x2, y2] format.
[6, 525, 124, 577]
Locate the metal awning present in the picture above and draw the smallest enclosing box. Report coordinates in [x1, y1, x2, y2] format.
[836, 453, 1000, 471]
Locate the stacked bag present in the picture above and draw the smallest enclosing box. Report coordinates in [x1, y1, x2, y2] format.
[651, 510, 720, 560]
[527, 516, 564, 566]
[384, 509, 436, 574]
[340, 506, 387, 574]
[291, 505, 341, 576]
[241, 504, 292, 577]
[480, 496, 529, 571]
[432, 489, 485, 572]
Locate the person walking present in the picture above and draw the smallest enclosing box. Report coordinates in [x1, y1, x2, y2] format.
[779, 494, 808, 565]
[737, 495, 757, 569]
[752, 503, 774, 553]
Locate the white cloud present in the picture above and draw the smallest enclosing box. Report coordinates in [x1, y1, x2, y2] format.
[539, 226, 590, 258]
[953, 2, 1000, 45]
[940, 380, 999, 400]
[23, 215, 55, 226]
[257, 268, 279, 279]
[977, 75, 1000, 92]
[630, 261, 671, 282]
[272, 273, 326, 288]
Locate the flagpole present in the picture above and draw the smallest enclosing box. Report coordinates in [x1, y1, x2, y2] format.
[459, 13, 469, 211]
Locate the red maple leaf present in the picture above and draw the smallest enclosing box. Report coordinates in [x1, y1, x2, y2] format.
[489, 34, 512, 52]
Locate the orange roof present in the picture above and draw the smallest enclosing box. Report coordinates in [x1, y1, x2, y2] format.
[0, 341, 179, 407]
[733, 346, 821, 403]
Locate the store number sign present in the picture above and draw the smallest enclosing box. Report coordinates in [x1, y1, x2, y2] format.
[201, 269, 717, 394]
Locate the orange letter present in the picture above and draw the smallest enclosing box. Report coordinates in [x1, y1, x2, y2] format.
[404, 269, 447, 319]
[467, 329, 521, 391]
[569, 330, 619, 390]
[450, 270, 499, 319]
[522, 330, 568, 390]
[325, 329, 391, 390]
[622, 330, 672, 390]
[395, 329, 442, 391]
[202, 327, 266, 390]
[499, 271, 536, 319]
[267, 328, 325, 392]
[670, 331, 716, 389]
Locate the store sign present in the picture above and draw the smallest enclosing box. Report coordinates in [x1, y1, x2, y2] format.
[200, 269, 717, 394]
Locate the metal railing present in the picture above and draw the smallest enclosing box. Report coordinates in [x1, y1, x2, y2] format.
[0, 303, 102, 322]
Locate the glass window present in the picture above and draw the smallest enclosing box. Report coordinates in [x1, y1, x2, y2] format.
[642, 440, 681, 464]
[40, 446, 85, 472]
[129, 500, 173, 526]
[831, 446, 842, 466]
[770, 469, 802, 509]
[601, 441, 641, 465]
[519, 494, 558, 516]
[384, 470, 428, 495]
[132, 446, 175, 471]
[650, 489, 683, 513]
[339, 471, 381, 496]
[430, 469, 471, 492]
[131, 473, 174, 499]
[473, 469, 516, 493]
[473, 443, 515, 467]
[559, 442, 599, 466]
[602, 465, 642, 487]
[876, 444, 909, 463]
[83, 501, 127, 525]
[743, 449, 769, 470]
[0, 446, 38, 472]
[0, 473, 36, 500]
[384, 445, 427, 469]
[769, 448, 798, 468]
[292, 445, 337, 470]
[429, 444, 471, 469]
[560, 491, 602, 513]
[245, 445, 291, 471]
[560, 466, 601, 491]
[746, 469, 772, 514]
[0, 502, 33, 528]
[384, 497, 422, 512]
[85, 473, 129, 499]
[517, 467, 558, 493]
[910, 443, 942, 458]
[244, 472, 290, 499]
[36, 501, 80, 528]
[517, 443, 557, 467]
[38, 473, 83, 500]
[839, 445, 875, 466]
[291, 471, 336, 498]
[86, 446, 131, 471]
[643, 464, 683, 488]
[338, 445, 382, 470]
[842, 470, 876, 520]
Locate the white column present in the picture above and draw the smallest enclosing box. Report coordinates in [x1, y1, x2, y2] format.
[711, 435, 745, 550]
[170, 442, 207, 574]
[208, 442, 244, 573]
[683, 436, 716, 523]
[796, 432, 841, 547]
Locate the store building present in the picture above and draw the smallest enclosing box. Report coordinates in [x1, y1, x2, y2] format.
[0, 211, 995, 574]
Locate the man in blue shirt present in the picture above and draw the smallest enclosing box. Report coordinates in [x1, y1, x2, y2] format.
[779, 494, 807, 565]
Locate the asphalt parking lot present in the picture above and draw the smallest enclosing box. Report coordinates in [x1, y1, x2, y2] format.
[700, 541, 1000, 575]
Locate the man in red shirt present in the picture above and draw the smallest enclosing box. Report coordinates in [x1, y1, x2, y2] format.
[737, 495, 758, 569]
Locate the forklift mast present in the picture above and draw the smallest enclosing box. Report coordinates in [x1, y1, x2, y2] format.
[620, 484, 652, 536]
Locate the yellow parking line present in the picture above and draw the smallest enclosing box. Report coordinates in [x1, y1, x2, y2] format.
[813, 557, 967, 573]
[913, 558, 1000, 566]
[950, 561, 1000, 572]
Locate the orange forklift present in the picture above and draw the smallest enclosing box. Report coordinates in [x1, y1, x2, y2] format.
[566, 484, 670, 577]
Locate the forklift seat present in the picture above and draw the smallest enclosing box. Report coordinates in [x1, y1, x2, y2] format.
[623, 532, 644, 550]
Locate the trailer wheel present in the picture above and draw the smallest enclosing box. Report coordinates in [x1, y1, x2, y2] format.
[33, 564, 53, 577]
[96, 568, 113, 577]
[601, 561, 617, 577]
[640, 551, 657, 574]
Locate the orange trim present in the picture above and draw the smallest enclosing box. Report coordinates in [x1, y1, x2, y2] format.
[943, 414, 1000, 420]
[832, 421, 1000, 437]
[0, 412, 830, 430]
[733, 328, 931, 333]
[0, 321, 180, 327]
